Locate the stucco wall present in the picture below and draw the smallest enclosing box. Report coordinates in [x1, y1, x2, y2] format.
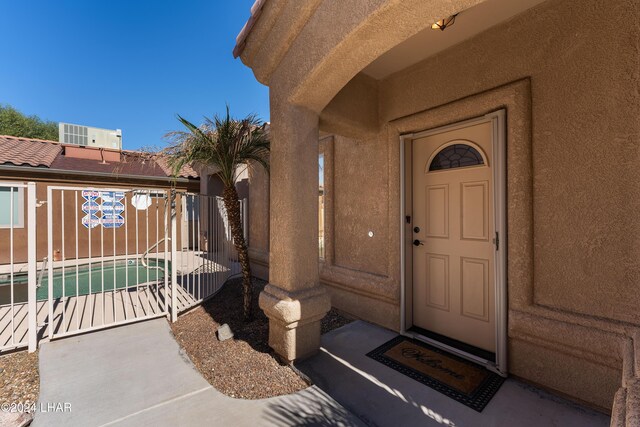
[378, 0, 640, 325]
[317, 133, 401, 330]
[248, 164, 270, 280]
[316, 0, 638, 411]
[332, 135, 388, 276]
[319, 73, 379, 139]
[245, 0, 639, 411]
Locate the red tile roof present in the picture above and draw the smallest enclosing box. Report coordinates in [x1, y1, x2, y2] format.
[0, 135, 63, 167]
[233, 0, 268, 58]
[154, 156, 199, 179]
[0, 135, 199, 180]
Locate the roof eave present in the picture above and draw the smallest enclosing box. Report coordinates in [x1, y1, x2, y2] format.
[233, 0, 268, 59]
[0, 164, 194, 184]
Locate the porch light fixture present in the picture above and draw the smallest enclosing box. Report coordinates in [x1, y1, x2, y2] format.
[431, 14, 457, 31]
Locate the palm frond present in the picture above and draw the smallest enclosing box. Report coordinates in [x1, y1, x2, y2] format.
[163, 108, 270, 188]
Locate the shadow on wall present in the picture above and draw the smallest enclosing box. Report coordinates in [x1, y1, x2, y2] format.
[205, 174, 249, 199]
[236, 178, 249, 199]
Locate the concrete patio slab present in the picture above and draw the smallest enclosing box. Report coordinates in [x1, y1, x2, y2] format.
[33, 318, 364, 427]
[296, 321, 611, 427]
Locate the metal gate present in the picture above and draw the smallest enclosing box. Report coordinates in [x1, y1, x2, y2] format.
[46, 186, 171, 339]
[0, 182, 37, 352]
[170, 193, 245, 317]
[0, 183, 246, 351]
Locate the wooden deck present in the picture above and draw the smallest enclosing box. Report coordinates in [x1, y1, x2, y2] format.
[0, 276, 234, 351]
[0, 252, 240, 352]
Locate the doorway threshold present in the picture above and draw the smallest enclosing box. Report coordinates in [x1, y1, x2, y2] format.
[407, 326, 495, 363]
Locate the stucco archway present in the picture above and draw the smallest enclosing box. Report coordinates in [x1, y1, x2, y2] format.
[239, 0, 487, 113]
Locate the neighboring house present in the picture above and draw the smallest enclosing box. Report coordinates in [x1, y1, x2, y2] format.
[234, 0, 640, 421]
[0, 135, 199, 264]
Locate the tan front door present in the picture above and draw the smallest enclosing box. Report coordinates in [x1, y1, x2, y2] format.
[412, 121, 495, 353]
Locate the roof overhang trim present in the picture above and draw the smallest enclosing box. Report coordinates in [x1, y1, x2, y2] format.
[233, 0, 268, 58]
[0, 164, 193, 184]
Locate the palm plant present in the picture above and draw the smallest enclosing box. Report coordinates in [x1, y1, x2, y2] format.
[165, 108, 269, 321]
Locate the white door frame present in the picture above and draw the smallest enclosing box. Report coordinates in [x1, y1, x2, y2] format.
[399, 109, 507, 376]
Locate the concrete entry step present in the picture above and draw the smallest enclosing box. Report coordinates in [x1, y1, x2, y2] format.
[296, 321, 611, 427]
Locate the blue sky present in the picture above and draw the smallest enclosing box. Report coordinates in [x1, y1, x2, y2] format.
[0, 0, 268, 150]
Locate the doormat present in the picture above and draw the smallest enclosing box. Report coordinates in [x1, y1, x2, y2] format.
[366, 336, 504, 412]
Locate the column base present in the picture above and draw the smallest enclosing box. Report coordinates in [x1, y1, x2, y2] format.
[259, 283, 331, 362]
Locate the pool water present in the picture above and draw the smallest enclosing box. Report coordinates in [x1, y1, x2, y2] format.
[0, 259, 170, 303]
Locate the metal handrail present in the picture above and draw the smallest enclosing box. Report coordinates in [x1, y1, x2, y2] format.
[36, 257, 47, 289]
[141, 238, 171, 269]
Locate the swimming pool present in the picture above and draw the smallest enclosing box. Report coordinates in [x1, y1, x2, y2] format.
[0, 259, 170, 304]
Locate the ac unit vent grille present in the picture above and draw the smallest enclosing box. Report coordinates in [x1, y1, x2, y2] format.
[63, 124, 88, 146]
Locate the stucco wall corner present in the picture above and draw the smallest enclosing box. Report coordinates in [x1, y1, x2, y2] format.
[623, 379, 640, 426]
[319, 73, 380, 139]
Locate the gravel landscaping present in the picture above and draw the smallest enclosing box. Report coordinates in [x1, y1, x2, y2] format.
[170, 277, 353, 399]
[0, 350, 39, 405]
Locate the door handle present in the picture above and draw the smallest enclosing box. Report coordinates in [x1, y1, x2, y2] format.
[413, 239, 424, 246]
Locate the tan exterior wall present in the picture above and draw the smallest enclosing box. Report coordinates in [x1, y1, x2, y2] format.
[378, 0, 639, 326]
[332, 135, 388, 276]
[319, 73, 379, 139]
[247, 165, 270, 281]
[245, 0, 640, 412]
[318, 134, 400, 330]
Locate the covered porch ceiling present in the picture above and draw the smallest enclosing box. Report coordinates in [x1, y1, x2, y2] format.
[362, 0, 548, 80]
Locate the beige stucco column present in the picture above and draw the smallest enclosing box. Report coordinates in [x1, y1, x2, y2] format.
[258, 96, 330, 362]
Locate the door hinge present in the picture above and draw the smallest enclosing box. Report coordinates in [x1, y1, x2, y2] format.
[494, 232, 499, 251]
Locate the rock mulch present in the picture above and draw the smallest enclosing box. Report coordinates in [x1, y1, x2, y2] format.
[0, 350, 39, 426]
[0, 350, 39, 405]
[170, 277, 353, 399]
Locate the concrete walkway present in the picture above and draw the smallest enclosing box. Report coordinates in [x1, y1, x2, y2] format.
[296, 321, 611, 427]
[33, 319, 364, 427]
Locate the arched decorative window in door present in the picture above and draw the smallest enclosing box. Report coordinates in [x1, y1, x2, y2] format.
[428, 142, 486, 171]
